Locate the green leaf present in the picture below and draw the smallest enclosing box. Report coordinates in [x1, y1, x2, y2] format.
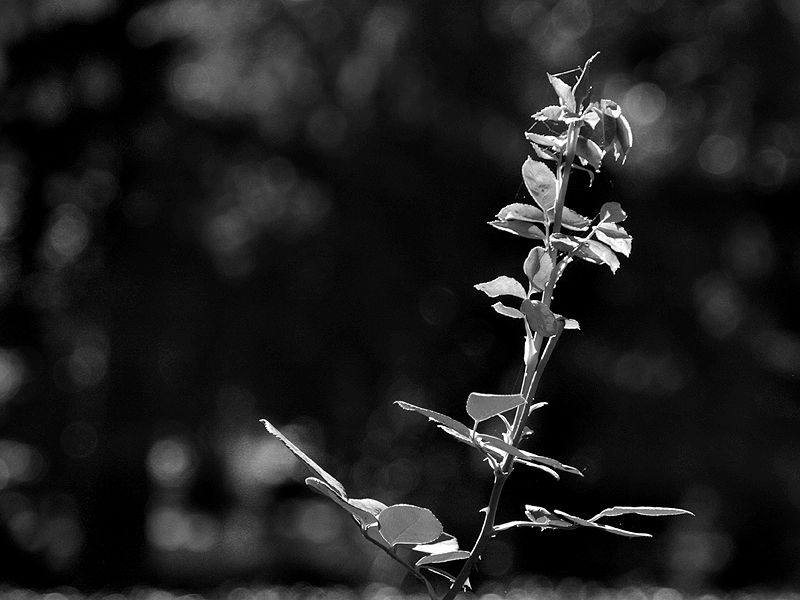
[561, 207, 592, 231]
[521, 158, 558, 216]
[520, 299, 560, 337]
[416, 551, 471, 566]
[496, 203, 546, 223]
[491, 302, 524, 319]
[260, 419, 347, 498]
[595, 223, 632, 257]
[562, 318, 580, 330]
[523, 247, 553, 292]
[413, 533, 459, 554]
[466, 393, 525, 423]
[598, 202, 627, 223]
[474, 276, 527, 299]
[378, 504, 443, 546]
[547, 73, 576, 112]
[477, 434, 583, 477]
[394, 401, 473, 440]
[524, 132, 566, 150]
[489, 220, 546, 240]
[576, 136, 604, 170]
[550, 232, 583, 252]
[531, 105, 564, 121]
[576, 240, 620, 273]
[589, 506, 694, 521]
[615, 113, 633, 161]
[553, 510, 652, 538]
[305, 477, 385, 527]
[525, 505, 573, 529]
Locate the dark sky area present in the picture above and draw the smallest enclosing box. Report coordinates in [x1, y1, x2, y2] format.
[0, 0, 799, 594]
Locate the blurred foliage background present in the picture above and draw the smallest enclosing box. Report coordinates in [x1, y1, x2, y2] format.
[0, 0, 799, 593]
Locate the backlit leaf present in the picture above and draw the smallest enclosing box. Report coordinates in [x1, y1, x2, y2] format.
[615, 113, 633, 161]
[562, 318, 580, 330]
[305, 477, 385, 527]
[496, 203, 546, 222]
[413, 533, 459, 554]
[553, 510, 651, 538]
[261, 419, 346, 498]
[520, 299, 560, 337]
[590, 506, 694, 521]
[491, 302, 524, 319]
[576, 240, 620, 273]
[576, 136, 604, 170]
[595, 223, 632, 257]
[489, 220, 546, 240]
[395, 401, 473, 440]
[598, 202, 627, 223]
[379, 504, 443, 546]
[466, 393, 525, 423]
[547, 73, 576, 112]
[416, 551, 471, 566]
[478, 434, 583, 477]
[561, 207, 592, 231]
[521, 158, 558, 215]
[531, 105, 564, 121]
[523, 247, 553, 292]
[524, 132, 566, 150]
[525, 505, 573, 529]
[474, 276, 527, 299]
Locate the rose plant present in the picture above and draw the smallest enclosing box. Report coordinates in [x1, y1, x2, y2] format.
[260, 54, 691, 600]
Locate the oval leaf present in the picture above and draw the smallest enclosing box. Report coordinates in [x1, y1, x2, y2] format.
[474, 276, 527, 299]
[261, 419, 347, 498]
[416, 551, 471, 567]
[598, 202, 627, 223]
[576, 240, 620, 273]
[489, 220, 545, 240]
[561, 207, 592, 231]
[520, 299, 560, 337]
[521, 158, 558, 215]
[379, 504, 443, 546]
[496, 203, 546, 223]
[595, 223, 632, 257]
[466, 393, 525, 423]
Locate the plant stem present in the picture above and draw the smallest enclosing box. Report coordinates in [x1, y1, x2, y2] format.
[441, 471, 509, 600]
[442, 114, 582, 600]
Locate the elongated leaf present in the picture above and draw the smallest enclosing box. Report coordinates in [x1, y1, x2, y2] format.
[576, 136, 604, 170]
[261, 419, 346, 498]
[615, 113, 633, 162]
[378, 504, 443, 546]
[416, 551, 471, 566]
[531, 105, 564, 121]
[496, 203, 546, 223]
[394, 401, 473, 439]
[477, 434, 583, 477]
[474, 276, 527, 299]
[553, 510, 651, 538]
[520, 299, 560, 337]
[466, 393, 525, 423]
[590, 506, 694, 521]
[525, 505, 573, 529]
[561, 207, 592, 231]
[305, 477, 384, 527]
[595, 223, 632, 257]
[489, 220, 546, 240]
[598, 202, 627, 223]
[413, 533, 459, 554]
[524, 132, 566, 150]
[521, 158, 558, 215]
[576, 240, 620, 273]
[523, 247, 552, 292]
[491, 302, 524, 319]
[531, 142, 559, 163]
[547, 73, 576, 111]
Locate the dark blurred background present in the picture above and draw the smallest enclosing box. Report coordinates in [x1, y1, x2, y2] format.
[0, 0, 799, 594]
